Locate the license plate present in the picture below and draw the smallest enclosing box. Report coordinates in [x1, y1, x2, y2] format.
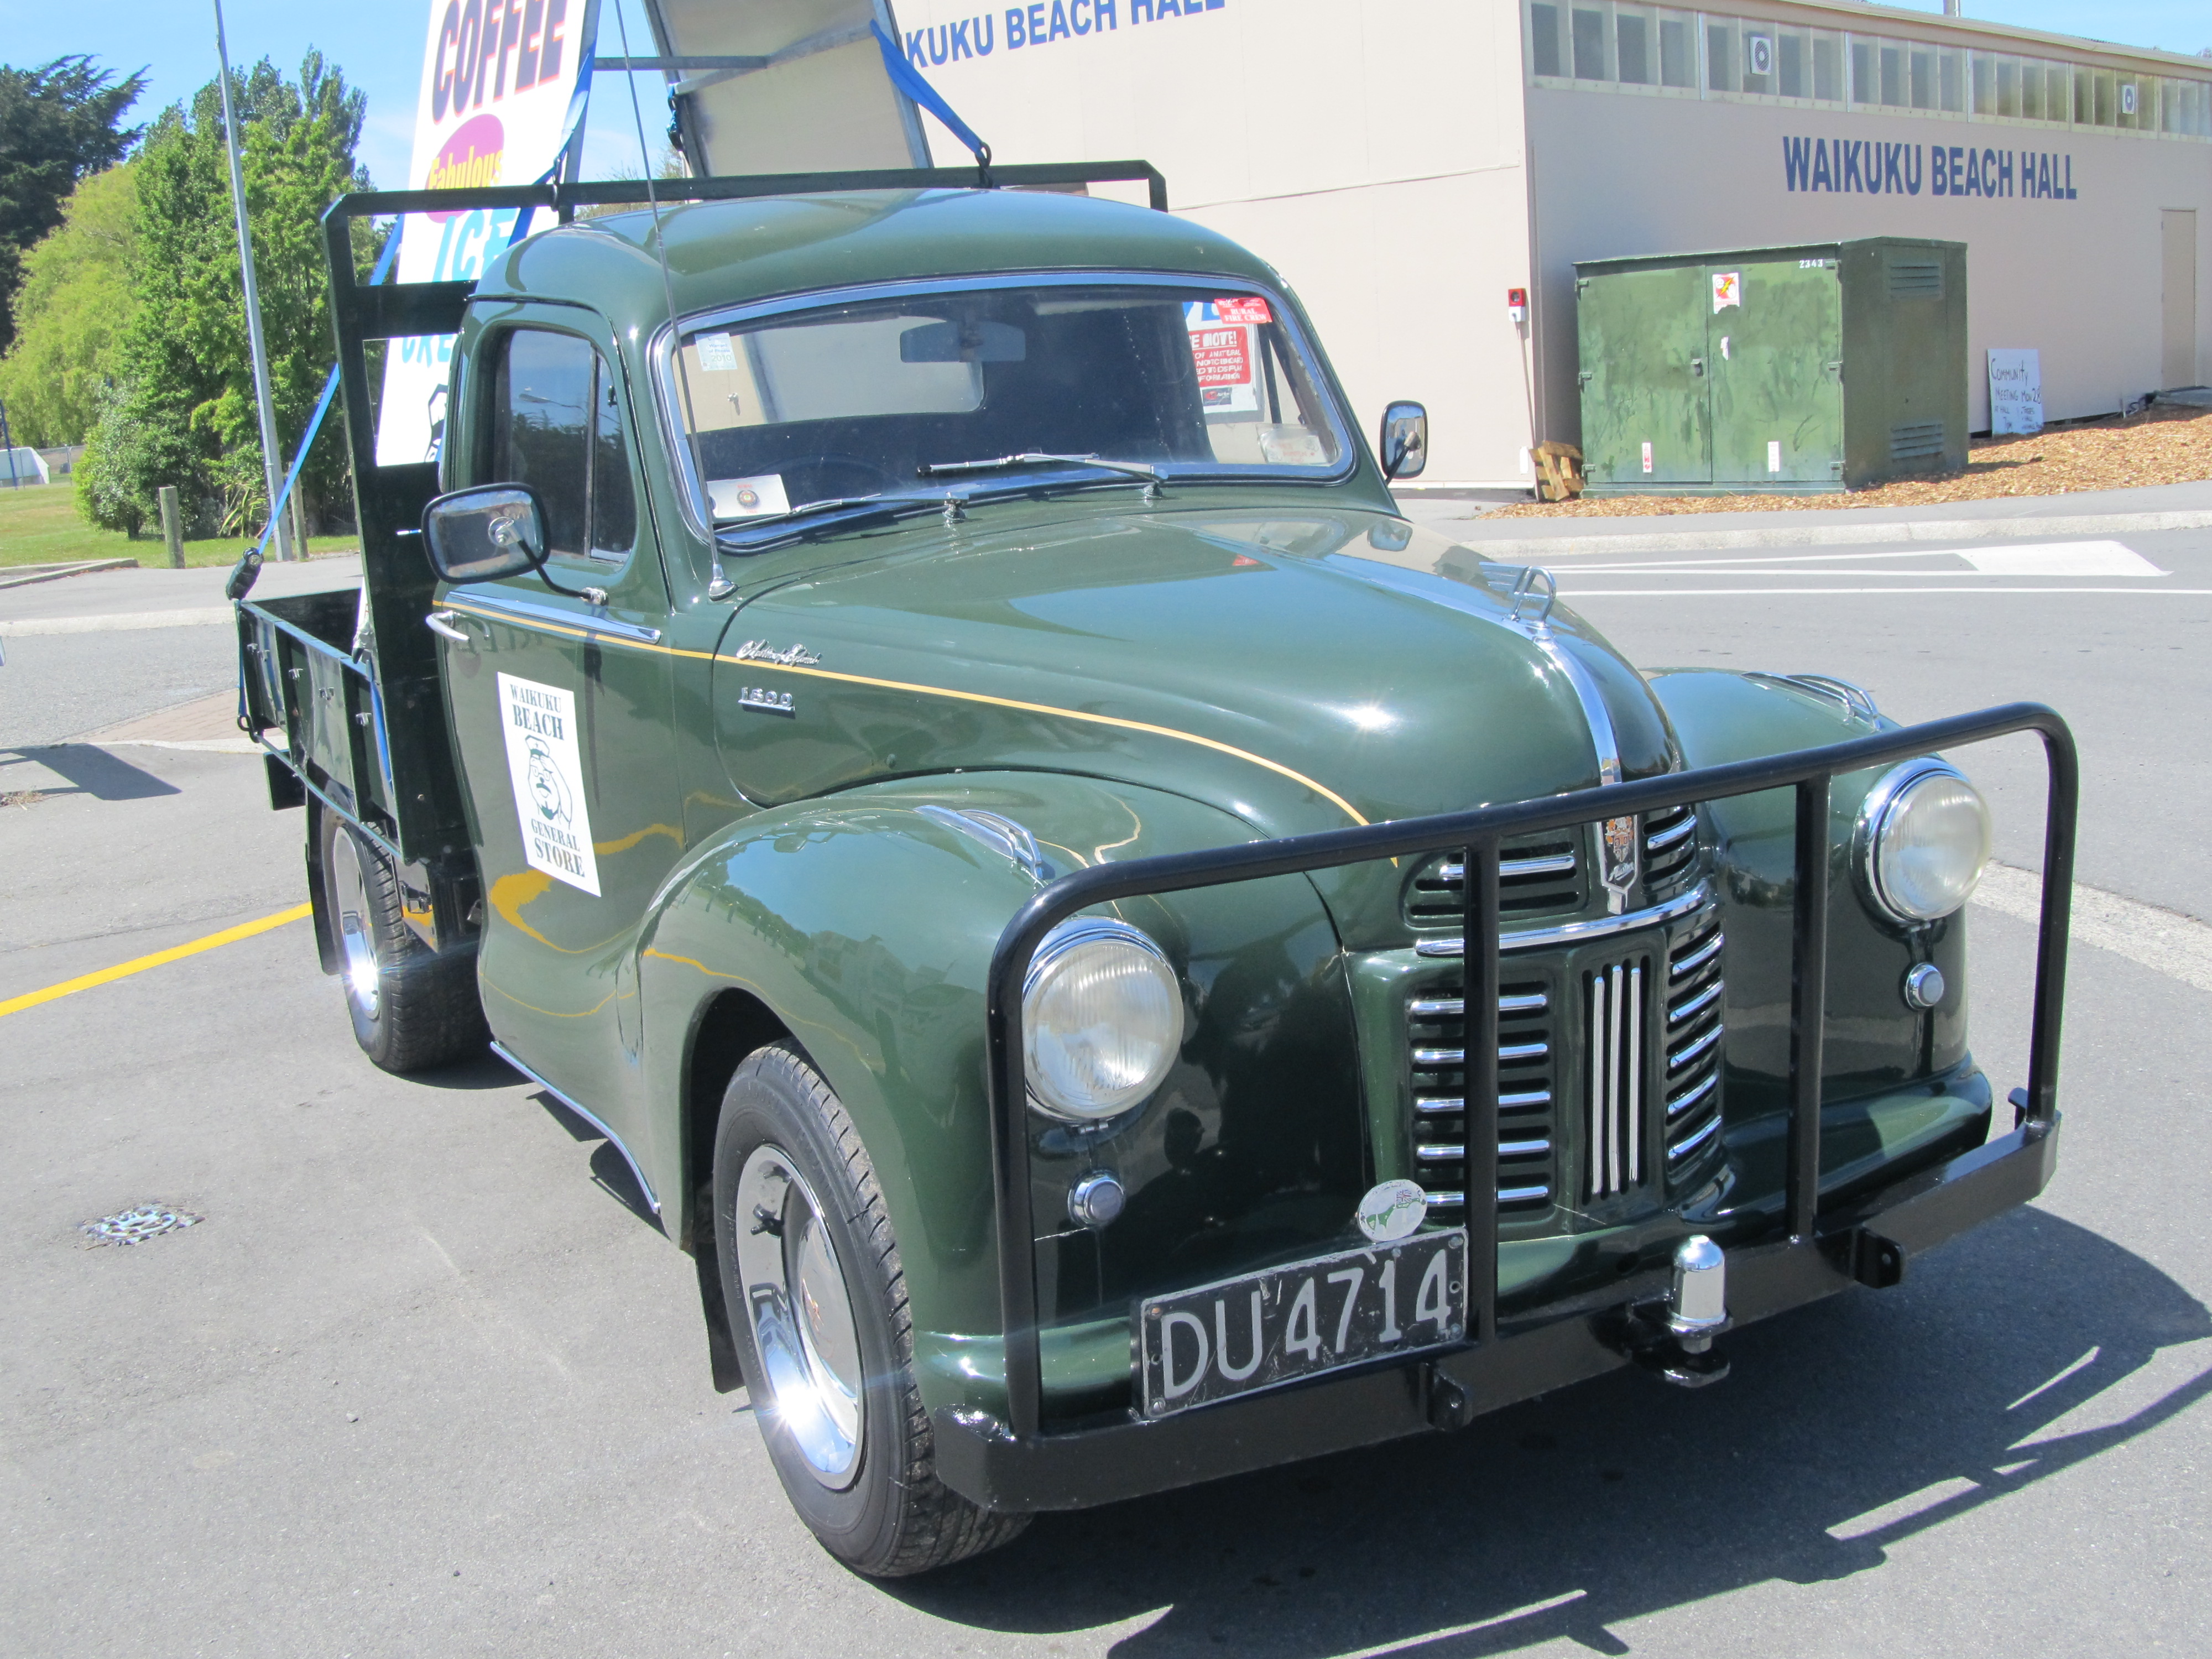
[1138, 1229, 1469, 1417]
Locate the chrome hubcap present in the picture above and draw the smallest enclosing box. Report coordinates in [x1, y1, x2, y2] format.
[328, 831, 381, 1022]
[735, 1145, 865, 1488]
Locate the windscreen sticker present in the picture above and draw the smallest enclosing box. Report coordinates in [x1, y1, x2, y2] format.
[708, 474, 790, 519]
[695, 332, 739, 373]
[498, 672, 601, 897]
[1212, 296, 1272, 324]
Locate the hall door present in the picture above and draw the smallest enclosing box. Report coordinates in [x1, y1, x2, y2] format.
[2163, 210, 2199, 391]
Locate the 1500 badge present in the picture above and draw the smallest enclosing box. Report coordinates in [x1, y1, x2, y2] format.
[737, 686, 796, 717]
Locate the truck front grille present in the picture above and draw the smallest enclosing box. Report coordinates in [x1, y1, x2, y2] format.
[1406, 835, 1582, 926]
[1642, 805, 1699, 896]
[1407, 977, 1555, 1213]
[1663, 920, 1727, 1165]
[1584, 955, 1651, 1199]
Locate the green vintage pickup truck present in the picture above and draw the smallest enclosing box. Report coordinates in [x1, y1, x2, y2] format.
[235, 164, 2076, 1576]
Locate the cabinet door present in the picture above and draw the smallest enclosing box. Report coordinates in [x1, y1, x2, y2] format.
[1577, 265, 1712, 487]
[1708, 258, 1844, 486]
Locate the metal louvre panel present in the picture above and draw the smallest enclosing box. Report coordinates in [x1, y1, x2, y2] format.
[1407, 974, 1554, 1214]
[1405, 833, 1583, 927]
[1665, 920, 1728, 1167]
[1585, 956, 1651, 1200]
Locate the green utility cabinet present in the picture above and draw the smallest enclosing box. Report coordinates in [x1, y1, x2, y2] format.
[1573, 238, 1966, 493]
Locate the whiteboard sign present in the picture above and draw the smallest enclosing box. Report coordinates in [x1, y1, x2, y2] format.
[498, 672, 601, 896]
[1989, 348, 2043, 436]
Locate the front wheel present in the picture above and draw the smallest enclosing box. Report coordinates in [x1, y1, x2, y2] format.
[317, 810, 486, 1073]
[712, 1042, 1027, 1575]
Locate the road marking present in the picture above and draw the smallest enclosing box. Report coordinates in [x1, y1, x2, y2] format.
[0, 902, 312, 1019]
[1566, 540, 2167, 576]
[1973, 864, 2212, 993]
[0, 607, 234, 636]
[1957, 541, 2164, 576]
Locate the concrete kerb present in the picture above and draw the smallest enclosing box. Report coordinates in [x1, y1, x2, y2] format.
[1428, 508, 2212, 559]
[0, 559, 138, 591]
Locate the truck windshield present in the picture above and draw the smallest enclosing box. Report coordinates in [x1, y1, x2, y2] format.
[661, 280, 1350, 527]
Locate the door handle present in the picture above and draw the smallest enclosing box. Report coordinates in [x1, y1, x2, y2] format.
[425, 610, 474, 644]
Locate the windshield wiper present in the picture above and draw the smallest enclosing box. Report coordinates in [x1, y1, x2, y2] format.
[712, 492, 936, 529]
[917, 452, 1164, 500]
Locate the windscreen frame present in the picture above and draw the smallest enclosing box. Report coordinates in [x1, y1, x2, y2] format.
[647, 269, 1360, 546]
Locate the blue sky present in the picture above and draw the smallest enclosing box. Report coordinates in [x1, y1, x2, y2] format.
[1, 0, 2206, 192]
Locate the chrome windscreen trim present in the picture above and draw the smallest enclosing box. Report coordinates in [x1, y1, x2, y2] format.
[490, 1040, 662, 1214]
[1417, 882, 1710, 957]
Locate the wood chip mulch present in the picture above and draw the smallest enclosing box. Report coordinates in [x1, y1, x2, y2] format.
[1488, 403, 2212, 518]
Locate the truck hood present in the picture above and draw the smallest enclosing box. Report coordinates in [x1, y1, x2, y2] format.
[713, 506, 1678, 847]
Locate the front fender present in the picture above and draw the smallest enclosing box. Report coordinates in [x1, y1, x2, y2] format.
[1650, 671, 1980, 1173]
[634, 770, 1359, 1414]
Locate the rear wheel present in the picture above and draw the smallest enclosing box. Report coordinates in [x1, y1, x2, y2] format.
[318, 811, 486, 1073]
[712, 1042, 1028, 1576]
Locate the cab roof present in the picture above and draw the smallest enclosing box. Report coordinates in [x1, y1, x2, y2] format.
[475, 187, 1280, 330]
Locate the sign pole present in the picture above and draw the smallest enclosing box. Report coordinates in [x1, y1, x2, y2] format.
[0, 399, 19, 490]
[212, 0, 295, 561]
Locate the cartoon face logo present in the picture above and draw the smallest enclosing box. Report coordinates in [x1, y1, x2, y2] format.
[525, 736, 571, 824]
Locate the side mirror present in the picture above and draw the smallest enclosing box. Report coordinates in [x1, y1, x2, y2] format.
[1379, 401, 1428, 481]
[422, 484, 549, 582]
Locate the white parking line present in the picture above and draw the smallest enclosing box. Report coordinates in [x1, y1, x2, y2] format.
[1973, 864, 2212, 994]
[1563, 540, 2167, 577]
[0, 607, 234, 635]
[1557, 587, 2212, 597]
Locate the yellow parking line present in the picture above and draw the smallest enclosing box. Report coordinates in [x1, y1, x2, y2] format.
[0, 902, 313, 1019]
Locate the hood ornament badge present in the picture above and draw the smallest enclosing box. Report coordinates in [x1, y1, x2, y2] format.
[1600, 816, 1639, 914]
[733, 639, 821, 667]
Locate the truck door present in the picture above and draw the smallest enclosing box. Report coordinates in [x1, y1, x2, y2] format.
[431, 310, 683, 1136]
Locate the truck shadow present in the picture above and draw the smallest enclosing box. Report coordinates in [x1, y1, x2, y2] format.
[890, 1208, 2209, 1655]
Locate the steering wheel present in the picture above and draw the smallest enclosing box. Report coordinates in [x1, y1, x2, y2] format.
[796, 453, 898, 502]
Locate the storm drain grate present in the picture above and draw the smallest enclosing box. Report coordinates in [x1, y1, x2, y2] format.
[81, 1202, 203, 1246]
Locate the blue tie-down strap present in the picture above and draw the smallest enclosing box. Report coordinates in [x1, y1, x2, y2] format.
[870, 19, 993, 181]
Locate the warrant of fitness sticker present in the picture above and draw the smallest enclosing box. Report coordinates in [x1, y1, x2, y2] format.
[498, 672, 601, 896]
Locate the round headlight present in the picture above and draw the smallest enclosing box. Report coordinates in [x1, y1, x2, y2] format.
[1022, 918, 1185, 1121]
[1858, 760, 1992, 923]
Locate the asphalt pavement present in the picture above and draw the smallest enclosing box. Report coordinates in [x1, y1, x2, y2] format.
[2, 504, 2206, 1657]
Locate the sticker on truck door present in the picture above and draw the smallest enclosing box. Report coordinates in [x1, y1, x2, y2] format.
[497, 672, 601, 896]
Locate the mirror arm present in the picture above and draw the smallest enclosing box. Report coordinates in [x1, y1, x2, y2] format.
[519, 536, 609, 607]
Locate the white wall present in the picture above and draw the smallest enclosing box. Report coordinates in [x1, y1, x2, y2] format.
[893, 0, 1541, 483]
[1524, 82, 2212, 442]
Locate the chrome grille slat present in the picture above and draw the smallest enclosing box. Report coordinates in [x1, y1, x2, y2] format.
[1417, 1136, 1552, 1161]
[1671, 930, 1725, 978]
[1424, 1185, 1551, 1208]
[1438, 853, 1576, 882]
[1586, 958, 1651, 1201]
[1413, 1040, 1548, 1067]
[1646, 811, 1698, 852]
[1668, 980, 1723, 1022]
[1416, 1089, 1551, 1113]
[1668, 1025, 1721, 1070]
[1666, 1070, 1718, 1117]
[1668, 1115, 1721, 1160]
[1409, 991, 1548, 1018]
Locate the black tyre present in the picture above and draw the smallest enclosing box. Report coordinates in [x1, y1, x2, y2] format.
[712, 1042, 1029, 1576]
[317, 811, 487, 1073]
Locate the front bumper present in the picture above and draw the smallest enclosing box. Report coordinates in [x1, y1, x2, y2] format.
[935, 1114, 2059, 1512]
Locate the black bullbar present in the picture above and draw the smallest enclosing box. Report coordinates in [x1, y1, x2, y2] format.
[934, 702, 2077, 1514]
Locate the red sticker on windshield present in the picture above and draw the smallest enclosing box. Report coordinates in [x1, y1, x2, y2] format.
[1213, 297, 1272, 324]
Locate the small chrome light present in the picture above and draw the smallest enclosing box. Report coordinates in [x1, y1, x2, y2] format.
[1902, 962, 1946, 1009]
[1668, 1235, 1729, 1352]
[1068, 1171, 1126, 1230]
[1022, 917, 1185, 1121]
[1856, 759, 1992, 924]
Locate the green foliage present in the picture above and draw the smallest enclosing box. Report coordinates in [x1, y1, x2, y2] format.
[0, 162, 138, 447]
[72, 52, 380, 539]
[0, 56, 144, 354]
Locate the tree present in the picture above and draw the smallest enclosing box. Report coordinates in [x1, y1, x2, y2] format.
[0, 163, 139, 447]
[75, 53, 380, 539]
[0, 56, 144, 355]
